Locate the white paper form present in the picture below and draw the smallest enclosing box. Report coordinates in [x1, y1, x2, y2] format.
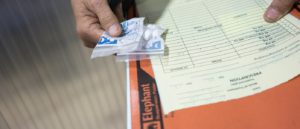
[136, 0, 300, 114]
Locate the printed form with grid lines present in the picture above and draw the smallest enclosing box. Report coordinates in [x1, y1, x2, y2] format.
[135, 0, 300, 114]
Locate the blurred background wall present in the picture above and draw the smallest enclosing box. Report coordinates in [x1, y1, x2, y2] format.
[0, 0, 126, 129]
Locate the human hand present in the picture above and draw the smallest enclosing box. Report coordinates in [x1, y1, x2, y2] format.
[71, 0, 124, 48]
[264, 0, 298, 23]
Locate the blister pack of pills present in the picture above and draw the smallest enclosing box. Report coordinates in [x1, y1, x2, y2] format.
[91, 17, 165, 61]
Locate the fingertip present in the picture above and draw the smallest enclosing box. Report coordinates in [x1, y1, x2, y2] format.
[95, 4, 121, 36]
[264, 8, 281, 23]
[108, 23, 122, 37]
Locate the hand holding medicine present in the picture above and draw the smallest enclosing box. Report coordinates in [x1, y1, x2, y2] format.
[71, 0, 124, 48]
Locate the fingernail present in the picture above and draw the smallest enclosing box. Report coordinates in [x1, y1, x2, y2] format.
[266, 8, 281, 22]
[108, 23, 121, 36]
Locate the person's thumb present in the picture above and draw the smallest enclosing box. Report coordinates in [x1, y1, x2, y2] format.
[94, 0, 122, 37]
[264, 0, 295, 23]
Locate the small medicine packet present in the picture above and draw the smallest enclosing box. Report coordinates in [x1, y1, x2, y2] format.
[91, 17, 165, 60]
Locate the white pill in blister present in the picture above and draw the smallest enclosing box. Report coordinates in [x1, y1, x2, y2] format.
[144, 29, 152, 40]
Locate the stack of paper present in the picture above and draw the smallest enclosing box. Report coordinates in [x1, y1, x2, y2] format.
[135, 0, 300, 115]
